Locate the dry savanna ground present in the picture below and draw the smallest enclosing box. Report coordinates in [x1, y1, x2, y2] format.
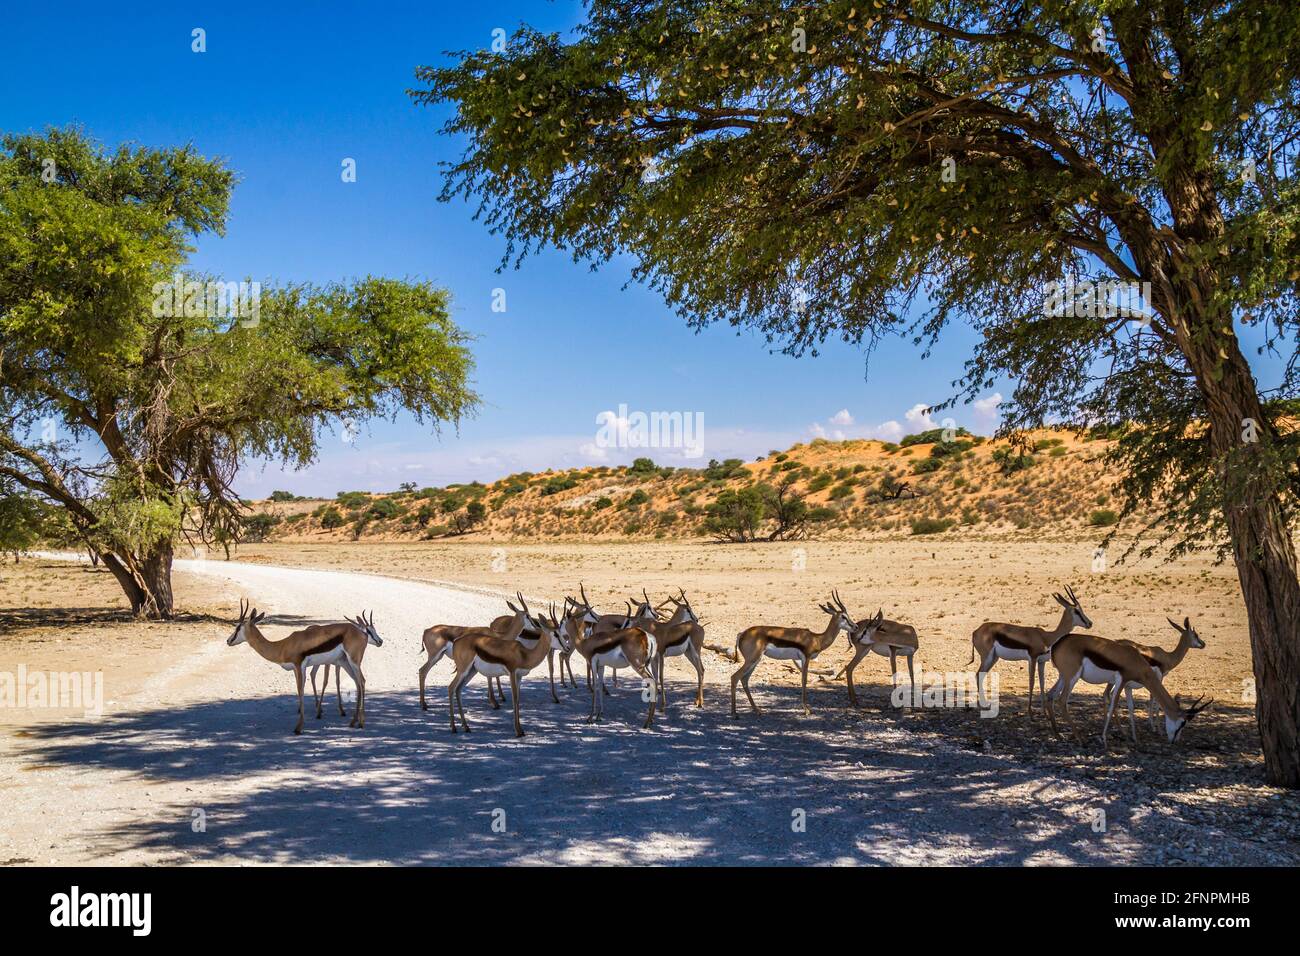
[2, 539, 1298, 865]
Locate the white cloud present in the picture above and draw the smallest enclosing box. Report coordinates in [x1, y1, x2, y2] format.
[867, 420, 905, 443]
[829, 408, 854, 426]
[903, 403, 936, 430]
[972, 392, 1003, 426]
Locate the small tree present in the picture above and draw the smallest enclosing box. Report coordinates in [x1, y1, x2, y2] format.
[0, 128, 477, 618]
[703, 486, 766, 542]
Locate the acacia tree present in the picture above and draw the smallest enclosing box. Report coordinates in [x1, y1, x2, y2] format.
[417, 1, 1300, 783]
[1, 128, 477, 618]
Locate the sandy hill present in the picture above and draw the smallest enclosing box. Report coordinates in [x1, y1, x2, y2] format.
[246, 427, 1132, 543]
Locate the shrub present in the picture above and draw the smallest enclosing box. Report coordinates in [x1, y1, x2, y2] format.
[268, 490, 297, 502]
[808, 473, 833, 492]
[629, 457, 657, 475]
[910, 517, 955, 535]
[336, 491, 368, 509]
[241, 512, 281, 542]
[1089, 508, 1120, 527]
[621, 489, 650, 509]
[319, 506, 345, 529]
[912, 458, 943, 474]
[593, 496, 613, 511]
[829, 482, 855, 500]
[366, 498, 403, 520]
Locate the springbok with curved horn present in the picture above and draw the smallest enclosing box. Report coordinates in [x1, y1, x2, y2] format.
[309, 610, 383, 719]
[1045, 632, 1212, 746]
[556, 609, 658, 728]
[970, 585, 1091, 715]
[1105, 617, 1207, 734]
[730, 592, 856, 718]
[226, 600, 380, 734]
[836, 609, 920, 708]
[417, 593, 541, 710]
[446, 596, 554, 737]
[644, 589, 706, 709]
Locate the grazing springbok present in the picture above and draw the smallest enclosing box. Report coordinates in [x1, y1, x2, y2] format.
[970, 585, 1091, 714]
[558, 608, 659, 728]
[836, 609, 921, 708]
[730, 592, 856, 718]
[1105, 617, 1207, 733]
[642, 589, 706, 709]
[1045, 632, 1212, 746]
[226, 600, 381, 734]
[446, 596, 556, 737]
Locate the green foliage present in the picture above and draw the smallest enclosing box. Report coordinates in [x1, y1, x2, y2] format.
[268, 490, 298, 502]
[593, 496, 613, 510]
[241, 512, 281, 542]
[366, 498, 403, 520]
[1089, 509, 1120, 527]
[621, 489, 650, 509]
[703, 458, 746, 481]
[629, 457, 657, 475]
[910, 518, 956, 536]
[901, 428, 972, 448]
[0, 127, 478, 615]
[336, 491, 369, 509]
[0, 485, 46, 555]
[912, 458, 943, 475]
[539, 474, 579, 496]
[702, 486, 766, 542]
[319, 506, 345, 530]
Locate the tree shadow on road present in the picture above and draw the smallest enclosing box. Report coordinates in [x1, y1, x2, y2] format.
[16, 679, 1295, 865]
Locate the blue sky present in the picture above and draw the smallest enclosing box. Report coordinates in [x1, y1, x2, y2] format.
[4, 2, 1278, 497]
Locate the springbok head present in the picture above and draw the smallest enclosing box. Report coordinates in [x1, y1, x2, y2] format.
[1168, 694, 1213, 743]
[818, 590, 856, 634]
[227, 599, 266, 646]
[1167, 616, 1206, 650]
[1053, 584, 1092, 630]
[347, 610, 383, 646]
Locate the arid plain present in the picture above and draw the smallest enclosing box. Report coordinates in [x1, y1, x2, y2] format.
[2, 538, 1297, 865]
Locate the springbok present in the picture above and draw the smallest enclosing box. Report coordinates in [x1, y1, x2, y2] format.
[643, 589, 706, 709]
[557, 606, 659, 728]
[837, 609, 920, 708]
[309, 611, 382, 719]
[1105, 617, 1207, 733]
[1044, 632, 1212, 746]
[226, 600, 381, 734]
[417, 594, 540, 710]
[970, 585, 1091, 715]
[730, 592, 856, 717]
[446, 596, 556, 737]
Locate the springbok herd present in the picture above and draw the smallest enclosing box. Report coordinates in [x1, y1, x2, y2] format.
[225, 583, 1212, 746]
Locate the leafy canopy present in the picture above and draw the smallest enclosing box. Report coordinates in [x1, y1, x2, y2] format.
[416, 0, 1300, 555]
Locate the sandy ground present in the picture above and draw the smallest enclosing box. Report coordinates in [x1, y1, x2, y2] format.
[1, 543, 1297, 866]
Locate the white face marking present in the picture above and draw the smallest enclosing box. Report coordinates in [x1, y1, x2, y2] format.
[227, 622, 247, 646]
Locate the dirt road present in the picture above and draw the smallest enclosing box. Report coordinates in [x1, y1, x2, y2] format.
[2, 556, 1295, 865]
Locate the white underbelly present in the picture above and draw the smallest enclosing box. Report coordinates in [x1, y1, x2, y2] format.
[1079, 659, 1121, 686]
[593, 648, 630, 669]
[993, 642, 1034, 662]
[870, 643, 910, 657]
[662, 639, 690, 657]
[474, 657, 511, 678]
[764, 645, 806, 662]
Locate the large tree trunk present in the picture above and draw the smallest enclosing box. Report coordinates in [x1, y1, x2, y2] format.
[100, 544, 175, 620]
[1193, 336, 1300, 787]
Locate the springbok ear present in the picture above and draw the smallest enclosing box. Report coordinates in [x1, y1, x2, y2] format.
[1184, 616, 1190, 630]
[253, 611, 266, 624]
[1053, 592, 1068, 607]
[1168, 617, 1182, 631]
